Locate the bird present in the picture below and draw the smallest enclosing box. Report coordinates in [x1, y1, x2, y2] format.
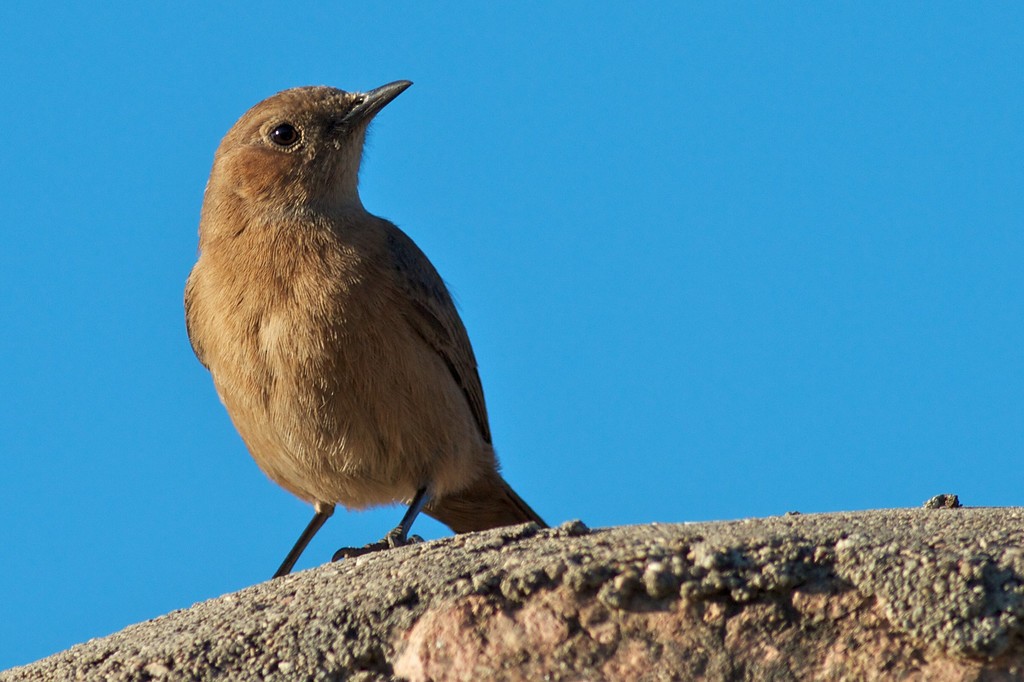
[184, 81, 546, 578]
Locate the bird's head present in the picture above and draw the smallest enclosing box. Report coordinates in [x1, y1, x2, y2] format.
[205, 81, 411, 217]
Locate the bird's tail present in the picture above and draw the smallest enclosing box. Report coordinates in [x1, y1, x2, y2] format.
[425, 471, 547, 533]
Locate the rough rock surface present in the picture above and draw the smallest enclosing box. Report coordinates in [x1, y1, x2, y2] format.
[6, 507, 1024, 681]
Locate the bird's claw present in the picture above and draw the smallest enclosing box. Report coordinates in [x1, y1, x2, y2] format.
[331, 533, 424, 562]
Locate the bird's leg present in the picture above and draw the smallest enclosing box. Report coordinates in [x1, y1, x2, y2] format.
[272, 503, 335, 578]
[384, 485, 431, 547]
[332, 487, 431, 561]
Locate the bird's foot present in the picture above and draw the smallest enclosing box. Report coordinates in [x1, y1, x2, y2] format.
[331, 532, 424, 561]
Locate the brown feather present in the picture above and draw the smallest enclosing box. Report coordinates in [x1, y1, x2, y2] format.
[185, 84, 547, 571]
[426, 470, 547, 533]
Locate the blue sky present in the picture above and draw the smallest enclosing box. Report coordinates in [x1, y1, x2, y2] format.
[2, 2, 1022, 670]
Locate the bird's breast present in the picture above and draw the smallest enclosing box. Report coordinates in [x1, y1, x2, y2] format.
[193, 230, 490, 508]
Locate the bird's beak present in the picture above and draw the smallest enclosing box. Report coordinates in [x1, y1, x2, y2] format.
[344, 80, 413, 125]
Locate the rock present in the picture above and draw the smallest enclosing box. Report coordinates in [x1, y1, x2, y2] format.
[4, 509, 1024, 680]
[924, 493, 962, 509]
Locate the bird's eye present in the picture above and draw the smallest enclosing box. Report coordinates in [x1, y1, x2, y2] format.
[269, 123, 300, 147]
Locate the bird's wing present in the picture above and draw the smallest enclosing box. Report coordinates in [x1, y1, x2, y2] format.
[184, 269, 209, 369]
[385, 227, 491, 444]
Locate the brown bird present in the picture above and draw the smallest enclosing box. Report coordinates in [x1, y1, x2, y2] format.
[184, 81, 546, 578]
